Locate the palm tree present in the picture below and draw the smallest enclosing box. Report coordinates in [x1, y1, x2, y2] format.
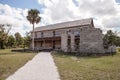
[26, 9, 41, 50]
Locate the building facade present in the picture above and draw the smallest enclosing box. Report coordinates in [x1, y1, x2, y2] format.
[31, 18, 115, 53]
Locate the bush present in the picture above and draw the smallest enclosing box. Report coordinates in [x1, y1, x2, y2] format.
[117, 48, 120, 53]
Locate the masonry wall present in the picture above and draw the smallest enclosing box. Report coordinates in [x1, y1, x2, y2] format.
[79, 27, 105, 54]
[61, 30, 68, 52]
[33, 25, 115, 54]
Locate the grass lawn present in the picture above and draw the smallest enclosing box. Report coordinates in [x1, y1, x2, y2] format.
[52, 49, 120, 80]
[0, 49, 36, 80]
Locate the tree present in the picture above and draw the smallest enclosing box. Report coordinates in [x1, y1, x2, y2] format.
[7, 35, 15, 48]
[14, 32, 23, 47]
[23, 32, 31, 48]
[0, 24, 11, 49]
[114, 36, 120, 46]
[26, 9, 41, 50]
[103, 30, 118, 48]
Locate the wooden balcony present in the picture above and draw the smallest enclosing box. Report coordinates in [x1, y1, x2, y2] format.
[34, 36, 61, 41]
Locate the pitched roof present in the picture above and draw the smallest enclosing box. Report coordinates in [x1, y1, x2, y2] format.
[34, 18, 94, 32]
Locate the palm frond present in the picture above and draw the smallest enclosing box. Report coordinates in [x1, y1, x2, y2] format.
[26, 9, 41, 24]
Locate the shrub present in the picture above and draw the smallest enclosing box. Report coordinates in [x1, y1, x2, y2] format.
[117, 48, 120, 53]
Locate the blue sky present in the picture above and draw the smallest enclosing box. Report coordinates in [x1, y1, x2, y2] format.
[0, 0, 120, 36]
[116, 0, 120, 2]
[0, 0, 40, 9]
[0, 0, 44, 13]
[0, 0, 120, 9]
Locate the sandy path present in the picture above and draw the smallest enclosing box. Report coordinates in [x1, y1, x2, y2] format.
[6, 52, 60, 80]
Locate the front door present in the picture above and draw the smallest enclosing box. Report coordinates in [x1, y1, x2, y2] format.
[53, 40, 55, 49]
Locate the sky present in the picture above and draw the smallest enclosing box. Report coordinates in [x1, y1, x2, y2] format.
[0, 0, 120, 36]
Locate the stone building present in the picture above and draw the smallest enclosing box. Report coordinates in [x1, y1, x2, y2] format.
[31, 18, 115, 53]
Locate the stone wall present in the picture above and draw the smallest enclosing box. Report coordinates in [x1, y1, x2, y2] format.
[34, 25, 116, 54]
[79, 27, 105, 54]
[61, 30, 68, 52]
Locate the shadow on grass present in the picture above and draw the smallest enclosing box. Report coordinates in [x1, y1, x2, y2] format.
[0, 53, 17, 55]
[0, 49, 35, 56]
[51, 51, 117, 59]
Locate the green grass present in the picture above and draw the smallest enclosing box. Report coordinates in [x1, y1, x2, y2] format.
[52, 49, 120, 80]
[0, 49, 36, 80]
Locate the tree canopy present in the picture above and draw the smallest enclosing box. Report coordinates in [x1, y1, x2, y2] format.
[103, 30, 120, 48]
[0, 24, 31, 49]
[27, 9, 41, 24]
[0, 24, 12, 49]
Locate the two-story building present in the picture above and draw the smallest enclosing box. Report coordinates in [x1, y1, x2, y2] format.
[31, 18, 115, 53]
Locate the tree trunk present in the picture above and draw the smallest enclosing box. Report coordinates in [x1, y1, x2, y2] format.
[32, 23, 35, 51]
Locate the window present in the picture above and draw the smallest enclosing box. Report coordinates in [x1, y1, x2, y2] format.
[54, 30, 61, 36]
[41, 32, 43, 38]
[74, 30, 80, 36]
[53, 31, 55, 36]
[67, 30, 71, 36]
[35, 32, 37, 38]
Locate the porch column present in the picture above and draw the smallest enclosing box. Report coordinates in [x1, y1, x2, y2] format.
[61, 30, 68, 52]
[70, 32, 75, 52]
[43, 40, 45, 49]
[52, 40, 53, 49]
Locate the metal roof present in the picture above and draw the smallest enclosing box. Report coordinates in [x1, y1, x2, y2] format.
[34, 18, 94, 32]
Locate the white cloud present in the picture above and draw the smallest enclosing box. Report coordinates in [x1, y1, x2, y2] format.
[38, 0, 120, 33]
[0, 4, 32, 36]
[77, 0, 117, 16]
[38, 0, 80, 24]
[117, 32, 120, 36]
[1, 0, 120, 36]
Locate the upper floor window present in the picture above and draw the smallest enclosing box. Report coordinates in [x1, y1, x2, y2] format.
[53, 31, 55, 36]
[35, 32, 37, 38]
[67, 30, 71, 36]
[54, 30, 61, 36]
[41, 32, 43, 37]
[74, 30, 80, 36]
